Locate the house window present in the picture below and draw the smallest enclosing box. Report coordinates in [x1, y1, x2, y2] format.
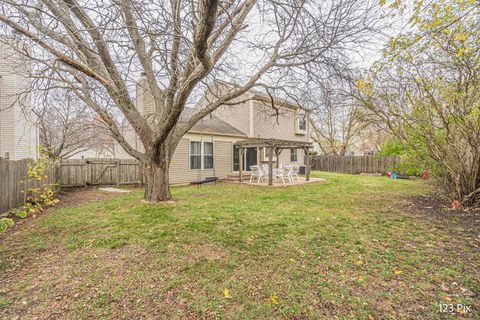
[190, 141, 202, 169]
[190, 141, 214, 170]
[290, 148, 297, 162]
[296, 110, 307, 134]
[203, 142, 214, 169]
[263, 147, 277, 161]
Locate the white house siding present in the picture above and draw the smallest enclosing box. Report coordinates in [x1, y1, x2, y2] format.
[253, 102, 309, 142]
[0, 40, 38, 160]
[210, 100, 252, 136]
[14, 102, 39, 159]
[169, 133, 236, 185]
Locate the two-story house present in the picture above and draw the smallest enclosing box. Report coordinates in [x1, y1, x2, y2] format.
[0, 39, 39, 160]
[119, 79, 310, 184]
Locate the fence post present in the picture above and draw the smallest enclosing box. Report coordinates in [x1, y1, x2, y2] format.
[23, 160, 28, 204]
[116, 159, 121, 186]
[84, 159, 88, 187]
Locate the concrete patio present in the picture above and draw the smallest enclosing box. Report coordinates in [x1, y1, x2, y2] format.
[232, 176, 326, 187]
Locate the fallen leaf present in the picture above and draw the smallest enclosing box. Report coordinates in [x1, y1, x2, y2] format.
[394, 270, 403, 275]
[223, 288, 231, 299]
[270, 293, 279, 305]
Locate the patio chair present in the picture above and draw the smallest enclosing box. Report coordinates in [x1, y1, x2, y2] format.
[273, 166, 293, 184]
[249, 165, 262, 183]
[261, 164, 269, 177]
[289, 165, 300, 183]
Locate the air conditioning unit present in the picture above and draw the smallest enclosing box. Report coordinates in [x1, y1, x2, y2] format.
[299, 165, 306, 175]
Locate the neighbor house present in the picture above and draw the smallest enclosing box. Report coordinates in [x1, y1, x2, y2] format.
[118, 78, 310, 185]
[0, 39, 39, 160]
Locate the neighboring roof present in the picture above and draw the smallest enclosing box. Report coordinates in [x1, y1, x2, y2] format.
[180, 108, 246, 137]
[235, 138, 313, 149]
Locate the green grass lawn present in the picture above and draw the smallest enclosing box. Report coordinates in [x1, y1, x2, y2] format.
[0, 172, 478, 319]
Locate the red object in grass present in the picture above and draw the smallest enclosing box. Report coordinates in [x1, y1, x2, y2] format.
[451, 200, 461, 210]
[422, 172, 429, 180]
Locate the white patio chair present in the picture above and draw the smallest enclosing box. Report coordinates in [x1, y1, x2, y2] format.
[249, 165, 262, 183]
[289, 165, 300, 183]
[273, 167, 292, 184]
[261, 164, 269, 177]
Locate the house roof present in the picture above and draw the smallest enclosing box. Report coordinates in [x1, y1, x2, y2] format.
[235, 138, 313, 149]
[180, 108, 246, 137]
[212, 80, 304, 110]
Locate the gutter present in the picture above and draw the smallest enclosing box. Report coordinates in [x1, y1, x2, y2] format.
[187, 130, 248, 139]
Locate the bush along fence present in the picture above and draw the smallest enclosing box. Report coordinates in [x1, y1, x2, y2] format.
[0, 156, 59, 232]
[0, 157, 143, 216]
[311, 155, 399, 174]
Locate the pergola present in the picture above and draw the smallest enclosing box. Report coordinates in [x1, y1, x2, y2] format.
[235, 138, 313, 186]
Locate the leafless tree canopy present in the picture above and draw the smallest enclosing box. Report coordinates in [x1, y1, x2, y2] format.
[0, 0, 385, 201]
[34, 89, 114, 159]
[306, 75, 363, 156]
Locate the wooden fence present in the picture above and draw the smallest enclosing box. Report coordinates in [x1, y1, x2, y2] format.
[1, 157, 142, 213]
[311, 155, 399, 174]
[0, 158, 57, 213]
[59, 158, 142, 187]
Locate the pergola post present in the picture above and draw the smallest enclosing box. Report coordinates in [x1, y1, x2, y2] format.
[275, 148, 281, 168]
[268, 146, 274, 186]
[235, 139, 313, 185]
[239, 147, 244, 182]
[304, 147, 310, 181]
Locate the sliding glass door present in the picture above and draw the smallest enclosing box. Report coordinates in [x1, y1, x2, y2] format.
[233, 146, 257, 171]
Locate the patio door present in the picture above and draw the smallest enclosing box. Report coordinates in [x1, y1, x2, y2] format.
[233, 146, 257, 171]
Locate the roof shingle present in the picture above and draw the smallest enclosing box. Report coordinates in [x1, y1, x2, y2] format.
[180, 108, 246, 136]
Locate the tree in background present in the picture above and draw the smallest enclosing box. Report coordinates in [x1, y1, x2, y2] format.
[0, 0, 383, 201]
[34, 89, 114, 159]
[309, 76, 367, 156]
[356, 0, 480, 207]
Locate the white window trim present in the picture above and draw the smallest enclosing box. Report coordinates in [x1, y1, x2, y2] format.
[295, 110, 307, 135]
[262, 147, 277, 161]
[203, 141, 214, 170]
[189, 140, 214, 170]
[290, 148, 298, 162]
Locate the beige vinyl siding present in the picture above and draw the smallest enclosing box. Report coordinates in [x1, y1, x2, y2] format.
[197, 84, 253, 136]
[0, 40, 38, 160]
[211, 100, 251, 136]
[258, 147, 305, 167]
[0, 45, 17, 159]
[14, 68, 37, 159]
[169, 134, 236, 185]
[212, 140, 233, 177]
[253, 102, 309, 142]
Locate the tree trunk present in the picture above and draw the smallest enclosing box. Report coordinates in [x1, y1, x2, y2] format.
[144, 146, 172, 202]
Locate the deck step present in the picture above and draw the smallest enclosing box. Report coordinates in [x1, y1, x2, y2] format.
[224, 173, 252, 182]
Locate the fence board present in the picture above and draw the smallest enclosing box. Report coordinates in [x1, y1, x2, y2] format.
[1, 157, 144, 213]
[0, 158, 57, 213]
[312, 155, 399, 174]
[59, 158, 142, 187]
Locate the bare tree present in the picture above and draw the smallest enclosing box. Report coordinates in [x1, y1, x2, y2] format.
[308, 76, 367, 155]
[0, 0, 385, 201]
[34, 89, 113, 159]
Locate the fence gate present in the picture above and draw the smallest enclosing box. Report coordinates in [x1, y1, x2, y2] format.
[59, 158, 142, 187]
